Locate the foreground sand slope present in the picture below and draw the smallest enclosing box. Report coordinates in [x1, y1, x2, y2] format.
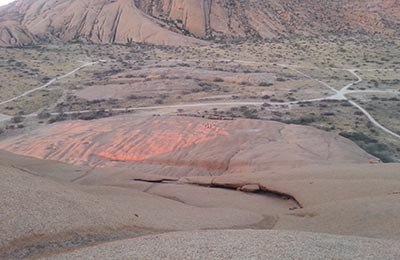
[2, 150, 400, 259]
[0, 158, 265, 257]
[182, 163, 400, 240]
[39, 230, 400, 260]
[1, 116, 400, 258]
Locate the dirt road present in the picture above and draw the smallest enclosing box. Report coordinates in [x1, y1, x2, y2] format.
[1, 59, 399, 139]
[0, 61, 99, 107]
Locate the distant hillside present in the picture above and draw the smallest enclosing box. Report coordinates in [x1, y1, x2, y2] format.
[0, 0, 399, 46]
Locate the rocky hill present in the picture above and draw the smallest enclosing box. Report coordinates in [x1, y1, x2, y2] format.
[0, 0, 399, 46]
[1, 123, 400, 259]
[0, 0, 204, 46]
[0, 115, 378, 177]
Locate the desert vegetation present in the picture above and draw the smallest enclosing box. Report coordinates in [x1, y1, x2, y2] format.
[0, 36, 399, 159]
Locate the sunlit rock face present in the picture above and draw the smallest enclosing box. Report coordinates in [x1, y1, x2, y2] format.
[0, 115, 376, 177]
[136, 0, 400, 39]
[0, 0, 204, 46]
[0, 0, 399, 46]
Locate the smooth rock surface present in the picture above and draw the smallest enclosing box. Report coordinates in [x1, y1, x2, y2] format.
[39, 230, 400, 260]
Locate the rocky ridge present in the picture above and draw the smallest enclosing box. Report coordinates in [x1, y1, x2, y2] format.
[0, 0, 399, 46]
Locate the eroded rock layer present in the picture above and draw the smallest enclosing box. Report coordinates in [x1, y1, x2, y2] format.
[0, 0, 399, 46]
[0, 0, 204, 46]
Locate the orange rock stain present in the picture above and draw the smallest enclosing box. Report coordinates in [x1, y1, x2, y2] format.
[97, 121, 229, 161]
[0, 119, 230, 166]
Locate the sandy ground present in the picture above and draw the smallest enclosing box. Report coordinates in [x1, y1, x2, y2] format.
[39, 230, 400, 260]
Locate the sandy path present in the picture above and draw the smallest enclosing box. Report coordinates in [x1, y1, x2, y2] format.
[281, 65, 400, 139]
[0, 61, 100, 123]
[41, 63, 399, 139]
[1, 58, 399, 139]
[0, 61, 99, 107]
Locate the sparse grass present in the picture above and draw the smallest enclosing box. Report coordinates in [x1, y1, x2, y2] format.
[0, 35, 399, 161]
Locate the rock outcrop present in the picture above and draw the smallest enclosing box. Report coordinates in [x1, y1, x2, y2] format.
[0, 0, 399, 46]
[0, 0, 204, 46]
[0, 115, 377, 177]
[2, 150, 400, 257]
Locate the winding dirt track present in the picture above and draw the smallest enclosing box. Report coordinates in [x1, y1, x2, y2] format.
[53, 61, 400, 139]
[0, 61, 99, 111]
[1, 59, 399, 138]
[281, 65, 400, 139]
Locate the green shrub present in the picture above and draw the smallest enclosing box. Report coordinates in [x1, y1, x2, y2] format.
[339, 132, 394, 162]
[259, 82, 273, 87]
